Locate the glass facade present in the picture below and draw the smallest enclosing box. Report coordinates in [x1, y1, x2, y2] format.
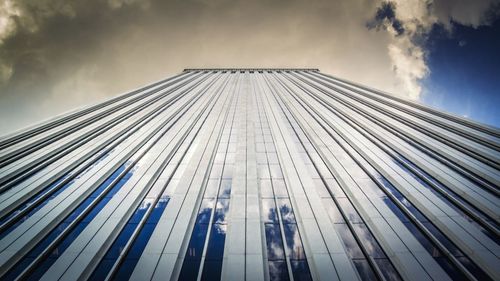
[0, 68, 498, 281]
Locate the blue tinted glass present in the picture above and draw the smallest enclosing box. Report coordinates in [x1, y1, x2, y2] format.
[290, 260, 312, 281]
[147, 198, 169, 223]
[111, 258, 138, 281]
[197, 199, 214, 224]
[374, 258, 401, 281]
[218, 180, 232, 198]
[382, 197, 410, 223]
[205, 224, 227, 260]
[278, 199, 296, 224]
[201, 260, 223, 281]
[128, 201, 152, 224]
[89, 259, 115, 281]
[185, 223, 209, 260]
[434, 257, 468, 281]
[352, 259, 377, 281]
[213, 199, 229, 224]
[265, 223, 285, 260]
[351, 224, 386, 258]
[336, 198, 363, 223]
[179, 259, 202, 281]
[283, 224, 306, 260]
[261, 199, 278, 223]
[105, 223, 137, 259]
[457, 256, 493, 281]
[335, 224, 364, 259]
[268, 260, 290, 281]
[323, 199, 345, 224]
[127, 224, 155, 259]
[403, 223, 441, 258]
[421, 222, 463, 257]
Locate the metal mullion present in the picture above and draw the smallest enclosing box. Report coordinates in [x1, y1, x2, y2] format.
[314, 71, 500, 139]
[283, 73, 500, 199]
[268, 72, 389, 281]
[253, 80, 294, 281]
[280, 77, 483, 281]
[308, 71, 500, 152]
[0, 72, 192, 150]
[104, 82, 224, 281]
[301, 72, 500, 169]
[0, 72, 204, 168]
[0, 72, 216, 215]
[53, 71, 232, 281]
[0, 72, 215, 189]
[281, 74, 500, 232]
[289, 72, 500, 190]
[0, 72, 208, 175]
[0, 74, 224, 277]
[0, 71, 199, 157]
[196, 81, 241, 281]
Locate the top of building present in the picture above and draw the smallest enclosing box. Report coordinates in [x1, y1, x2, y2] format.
[183, 68, 320, 72]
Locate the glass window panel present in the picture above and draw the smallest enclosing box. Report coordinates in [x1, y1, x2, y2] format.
[290, 260, 312, 281]
[272, 179, 288, 198]
[374, 258, 401, 281]
[265, 223, 285, 260]
[204, 179, 219, 198]
[185, 223, 209, 260]
[201, 260, 223, 281]
[336, 224, 365, 259]
[352, 259, 377, 281]
[278, 199, 296, 224]
[322, 199, 345, 224]
[179, 259, 202, 281]
[205, 224, 227, 260]
[260, 179, 274, 198]
[196, 199, 214, 224]
[214, 199, 230, 224]
[261, 199, 279, 223]
[268, 260, 290, 281]
[351, 224, 386, 258]
[283, 224, 306, 260]
[336, 198, 363, 224]
[218, 180, 232, 198]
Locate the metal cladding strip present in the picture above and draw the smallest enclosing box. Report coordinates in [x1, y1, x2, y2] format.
[257, 73, 359, 281]
[0, 72, 196, 163]
[292, 74, 497, 252]
[0, 72, 215, 228]
[0, 72, 201, 168]
[272, 73, 482, 281]
[245, 73, 266, 281]
[0, 73, 223, 276]
[0, 72, 209, 186]
[277, 73, 500, 280]
[0, 76, 204, 213]
[302, 72, 500, 168]
[38, 73, 231, 281]
[273, 71, 453, 281]
[148, 75, 237, 281]
[267, 73, 394, 281]
[220, 72, 263, 280]
[291, 73, 500, 189]
[0, 71, 191, 150]
[16, 75, 228, 281]
[314, 71, 500, 141]
[283, 72, 500, 223]
[308, 71, 500, 153]
[126, 74, 235, 281]
[292, 72, 500, 232]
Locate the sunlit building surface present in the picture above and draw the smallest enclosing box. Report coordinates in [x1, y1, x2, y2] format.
[0, 68, 498, 281]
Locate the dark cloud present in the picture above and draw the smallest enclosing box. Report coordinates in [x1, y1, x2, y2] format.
[0, 0, 499, 134]
[367, 2, 405, 36]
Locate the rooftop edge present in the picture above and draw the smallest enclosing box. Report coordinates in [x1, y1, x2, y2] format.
[183, 68, 319, 72]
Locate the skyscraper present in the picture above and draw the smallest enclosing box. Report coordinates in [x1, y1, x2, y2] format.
[0, 68, 498, 281]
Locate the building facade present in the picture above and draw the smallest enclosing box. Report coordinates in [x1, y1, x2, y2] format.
[0, 68, 498, 281]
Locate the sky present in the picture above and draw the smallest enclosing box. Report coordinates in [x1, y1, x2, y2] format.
[0, 0, 499, 135]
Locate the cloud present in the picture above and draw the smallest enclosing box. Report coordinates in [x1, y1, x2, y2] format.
[367, 0, 499, 100]
[0, 0, 498, 134]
